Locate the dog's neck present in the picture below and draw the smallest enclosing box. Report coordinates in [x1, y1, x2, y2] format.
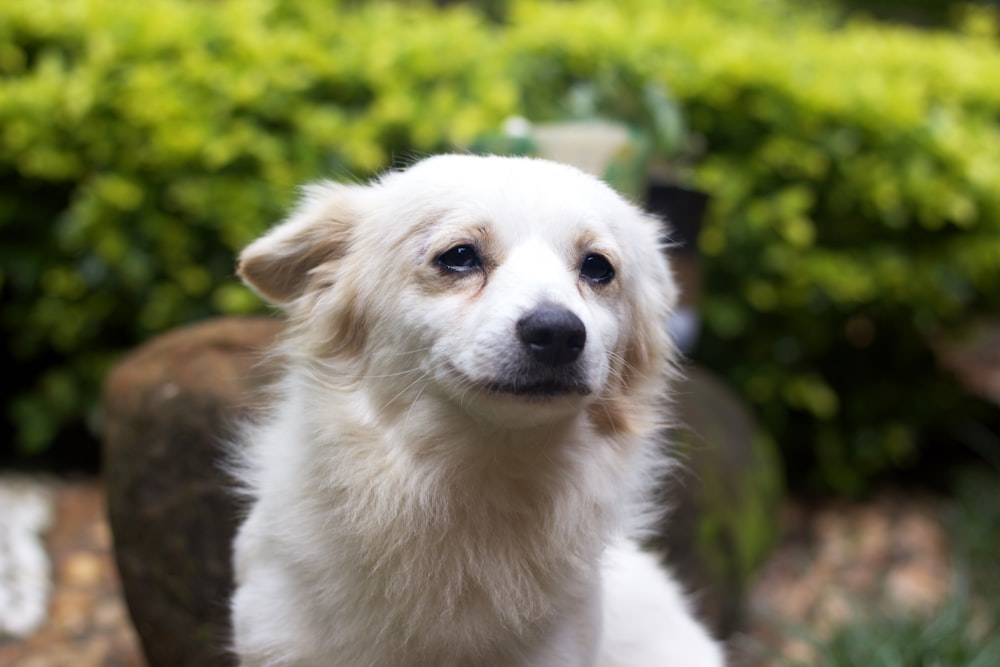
[281, 357, 648, 526]
[284, 366, 635, 626]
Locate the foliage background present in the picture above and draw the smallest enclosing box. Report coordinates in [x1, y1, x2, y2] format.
[2, 0, 998, 493]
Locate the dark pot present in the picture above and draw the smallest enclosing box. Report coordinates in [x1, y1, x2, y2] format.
[645, 181, 709, 255]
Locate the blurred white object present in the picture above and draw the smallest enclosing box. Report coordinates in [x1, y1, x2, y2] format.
[531, 120, 632, 179]
[668, 306, 702, 355]
[501, 115, 533, 139]
[0, 477, 53, 637]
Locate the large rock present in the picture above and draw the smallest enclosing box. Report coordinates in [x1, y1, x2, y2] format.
[103, 317, 282, 667]
[652, 366, 783, 636]
[104, 317, 780, 665]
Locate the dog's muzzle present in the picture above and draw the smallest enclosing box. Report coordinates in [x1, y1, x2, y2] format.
[480, 305, 591, 398]
[516, 305, 586, 367]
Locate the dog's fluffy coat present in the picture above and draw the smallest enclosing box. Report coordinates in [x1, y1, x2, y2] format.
[231, 155, 725, 666]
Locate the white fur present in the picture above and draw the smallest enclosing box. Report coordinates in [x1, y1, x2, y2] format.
[231, 155, 725, 667]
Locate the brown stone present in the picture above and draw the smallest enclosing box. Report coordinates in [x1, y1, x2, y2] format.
[103, 317, 283, 667]
[651, 365, 783, 636]
[61, 552, 103, 587]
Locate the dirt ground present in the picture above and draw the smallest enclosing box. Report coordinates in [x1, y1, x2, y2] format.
[0, 476, 951, 667]
[0, 478, 143, 667]
[730, 493, 951, 666]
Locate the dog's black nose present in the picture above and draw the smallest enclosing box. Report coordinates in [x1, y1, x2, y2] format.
[517, 306, 586, 366]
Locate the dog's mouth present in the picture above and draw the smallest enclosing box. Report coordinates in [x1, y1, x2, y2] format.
[484, 378, 591, 398]
[441, 361, 592, 401]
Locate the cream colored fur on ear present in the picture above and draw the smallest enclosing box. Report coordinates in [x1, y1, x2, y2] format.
[237, 182, 357, 305]
[230, 155, 726, 667]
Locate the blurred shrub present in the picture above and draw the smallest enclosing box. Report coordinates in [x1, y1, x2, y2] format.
[826, 0, 981, 28]
[0, 0, 517, 455]
[672, 6, 1000, 493]
[2, 0, 999, 493]
[504, 0, 1000, 493]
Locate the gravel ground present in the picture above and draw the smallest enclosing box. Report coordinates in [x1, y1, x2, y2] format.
[0, 477, 143, 667]
[0, 476, 950, 667]
[730, 493, 950, 665]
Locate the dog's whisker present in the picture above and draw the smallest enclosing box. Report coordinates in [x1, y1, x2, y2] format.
[377, 344, 436, 359]
[378, 370, 433, 415]
[354, 368, 425, 380]
[401, 381, 429, 442]
[607, 350, 640, 378]
[599, 399, 621, 440]
[456, 376, 487, 413]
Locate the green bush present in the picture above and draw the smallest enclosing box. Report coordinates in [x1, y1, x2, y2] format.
[667, 6, 1000, 492]
[793, 599, 1000, 667]
[504, 0, 1000, 492]
[0, 0, 517, 454]
[2, 0, 999, 493]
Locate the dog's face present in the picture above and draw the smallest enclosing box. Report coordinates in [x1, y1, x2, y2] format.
[239, 155, 676, 430]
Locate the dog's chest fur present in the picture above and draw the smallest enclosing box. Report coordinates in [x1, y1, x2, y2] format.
[236, 379, 629, 665]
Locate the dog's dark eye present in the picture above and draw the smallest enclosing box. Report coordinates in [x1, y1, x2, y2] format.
[580, 253, 615, 285]
[437, 244, 481, 272]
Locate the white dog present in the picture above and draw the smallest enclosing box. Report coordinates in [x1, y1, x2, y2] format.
[230, 155, 725, 667]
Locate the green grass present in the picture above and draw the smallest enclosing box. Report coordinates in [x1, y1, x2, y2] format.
[796, 596, 1000, 667]
[786, 468, 1000, 667]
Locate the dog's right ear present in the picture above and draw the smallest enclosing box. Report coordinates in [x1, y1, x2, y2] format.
[238, 182, 357, 306]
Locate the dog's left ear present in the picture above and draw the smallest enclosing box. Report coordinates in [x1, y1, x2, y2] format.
[624, 213, 677, 364]
[589, 212, 677, 438]
[617, 212, 678, 390]
[238, 182, 357, 306]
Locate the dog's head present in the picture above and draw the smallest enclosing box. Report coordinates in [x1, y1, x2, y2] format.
[239, 155, 677, 433]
